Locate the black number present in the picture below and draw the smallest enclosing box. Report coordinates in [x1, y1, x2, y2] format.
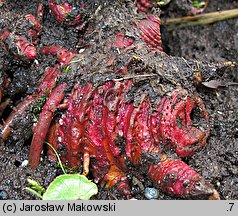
[229, 203, 234, 211]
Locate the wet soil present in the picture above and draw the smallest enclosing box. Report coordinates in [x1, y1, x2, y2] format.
[161, 0, 238, 200]
[0, 0, 237, 200]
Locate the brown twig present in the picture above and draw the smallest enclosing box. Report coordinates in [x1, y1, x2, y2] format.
[162, 8, 238, 30]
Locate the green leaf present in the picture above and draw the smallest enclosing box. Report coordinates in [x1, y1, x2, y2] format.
[192, 0, 206, 9]
[43, 174, 98, 200]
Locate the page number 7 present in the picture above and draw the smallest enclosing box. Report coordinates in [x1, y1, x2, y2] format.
[228, 203, 234, 211]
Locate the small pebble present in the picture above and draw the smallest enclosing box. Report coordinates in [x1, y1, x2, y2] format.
[144, 187, 159, 200]
[21, 160, 29, 167]
[34, 59, 39, 65]
[0, 190, 9, 200]
[78, 48, 85, 53]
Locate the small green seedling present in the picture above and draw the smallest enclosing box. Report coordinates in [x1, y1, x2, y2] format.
[64, 65, 71, 73]
[37, 97, 46, 103]
[33, 96, 47, 113]
[33, 106, 41, 112]
[26, 179, 45, 199]
[26, 175, 98, 200]
[32, 113, 39, 122]
[192, 0, 206, 9]
[26, 142, 98, 200]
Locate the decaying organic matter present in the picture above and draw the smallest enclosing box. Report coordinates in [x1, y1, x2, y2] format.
[0, 0, 237, 200]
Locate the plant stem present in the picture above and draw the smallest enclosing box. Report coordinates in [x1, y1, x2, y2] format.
[45, 141, 67, 174]
[25, 187, 43, 199]
[162, 8, 238, 29]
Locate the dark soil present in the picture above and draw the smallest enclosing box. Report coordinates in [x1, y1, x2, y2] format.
[0, 0, 237, 200]
[161, 0, 238, 200]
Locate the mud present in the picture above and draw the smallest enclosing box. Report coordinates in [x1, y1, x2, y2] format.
[161, 0, 238, 200]
[0, 0, 237, 200]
